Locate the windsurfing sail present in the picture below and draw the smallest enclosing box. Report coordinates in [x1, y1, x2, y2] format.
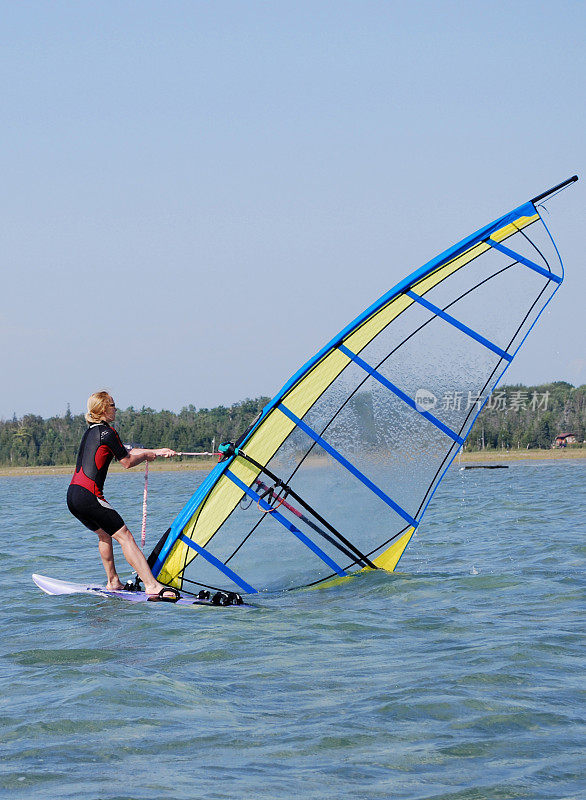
[149, 176, 578, 594]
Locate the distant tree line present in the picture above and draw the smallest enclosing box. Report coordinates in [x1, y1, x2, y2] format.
[463, 382, 585, 451]
[1, 383, 584, 467]
[0, 397, 270, 467]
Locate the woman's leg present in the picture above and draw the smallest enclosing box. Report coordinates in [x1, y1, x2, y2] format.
[112, 525, 168, 594]
[96, 529, 125, 590]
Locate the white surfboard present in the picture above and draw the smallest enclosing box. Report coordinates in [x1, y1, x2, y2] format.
[31, 574, 247, 607]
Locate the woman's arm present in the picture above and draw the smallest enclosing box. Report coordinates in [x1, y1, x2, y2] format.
[119, 448, 177, 469]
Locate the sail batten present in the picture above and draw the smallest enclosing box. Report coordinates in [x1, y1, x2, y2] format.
[487, 240, 562, 283]
[337, 343, 465, 445]
[177, 533, 257, 594]
[278, 403, 419, 527]
[225, 470, 348, 577]
[405, 290, 513, 361]
[149, 179, 576, 593]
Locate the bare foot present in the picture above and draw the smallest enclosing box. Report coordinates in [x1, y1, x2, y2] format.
[144, 581, 171, 595]
[107, 580, 125, 591]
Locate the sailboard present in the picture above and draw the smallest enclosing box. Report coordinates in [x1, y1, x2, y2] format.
[31, 574, 248, 607]
[147, 176, 578, 596]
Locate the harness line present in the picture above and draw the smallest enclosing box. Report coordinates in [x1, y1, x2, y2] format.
[141, 461, 148, 549]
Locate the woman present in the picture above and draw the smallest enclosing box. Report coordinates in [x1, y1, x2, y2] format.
[67, 391, 178, 599]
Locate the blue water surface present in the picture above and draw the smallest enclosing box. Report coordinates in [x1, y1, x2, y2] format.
[0, 460, 584, 800]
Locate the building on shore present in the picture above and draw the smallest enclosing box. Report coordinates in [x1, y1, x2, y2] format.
[553, 433, 578, 448]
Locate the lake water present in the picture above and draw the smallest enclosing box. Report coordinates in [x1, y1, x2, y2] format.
[0, 461, 584, 800]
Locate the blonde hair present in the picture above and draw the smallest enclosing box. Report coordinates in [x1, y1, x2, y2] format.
[85, 391, 113, 424]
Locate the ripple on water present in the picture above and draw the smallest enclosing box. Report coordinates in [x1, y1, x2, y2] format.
[0, 463, 584, 800]
[7, 648, 118, 666]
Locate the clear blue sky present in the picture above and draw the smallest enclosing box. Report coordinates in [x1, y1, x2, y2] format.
[2, 0, 584, 419]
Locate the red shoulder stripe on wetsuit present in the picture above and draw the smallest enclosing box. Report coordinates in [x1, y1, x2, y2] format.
[70, 423, 128, 499]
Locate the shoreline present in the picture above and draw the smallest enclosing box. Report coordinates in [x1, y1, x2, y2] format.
[0, 459, 219, 478]
[1, 448, 584, 478]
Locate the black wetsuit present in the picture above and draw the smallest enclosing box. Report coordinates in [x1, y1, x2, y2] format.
[67, 423, 129, 536]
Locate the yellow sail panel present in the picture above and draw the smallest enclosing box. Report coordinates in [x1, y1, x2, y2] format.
[158, 457, 259, 585]
[412, 211, 537, 299]
[247, 406, 317, 463]
[343, 293, 414, 354]
[283, 348, 350, 418]
[240, 405, 298, 464]
[157, 413, 297, 586]
[414, 242, 489, 296]
[183, 470, 250, 546]
[243, 350, 351, 465]
[157, 539, 189, 587]
[372, 527, 416, 571]
[345, 238, 498, 358]
[490, 213, 539, 243]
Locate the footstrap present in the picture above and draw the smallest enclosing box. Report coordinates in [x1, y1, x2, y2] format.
[147, 586, 181, 603]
